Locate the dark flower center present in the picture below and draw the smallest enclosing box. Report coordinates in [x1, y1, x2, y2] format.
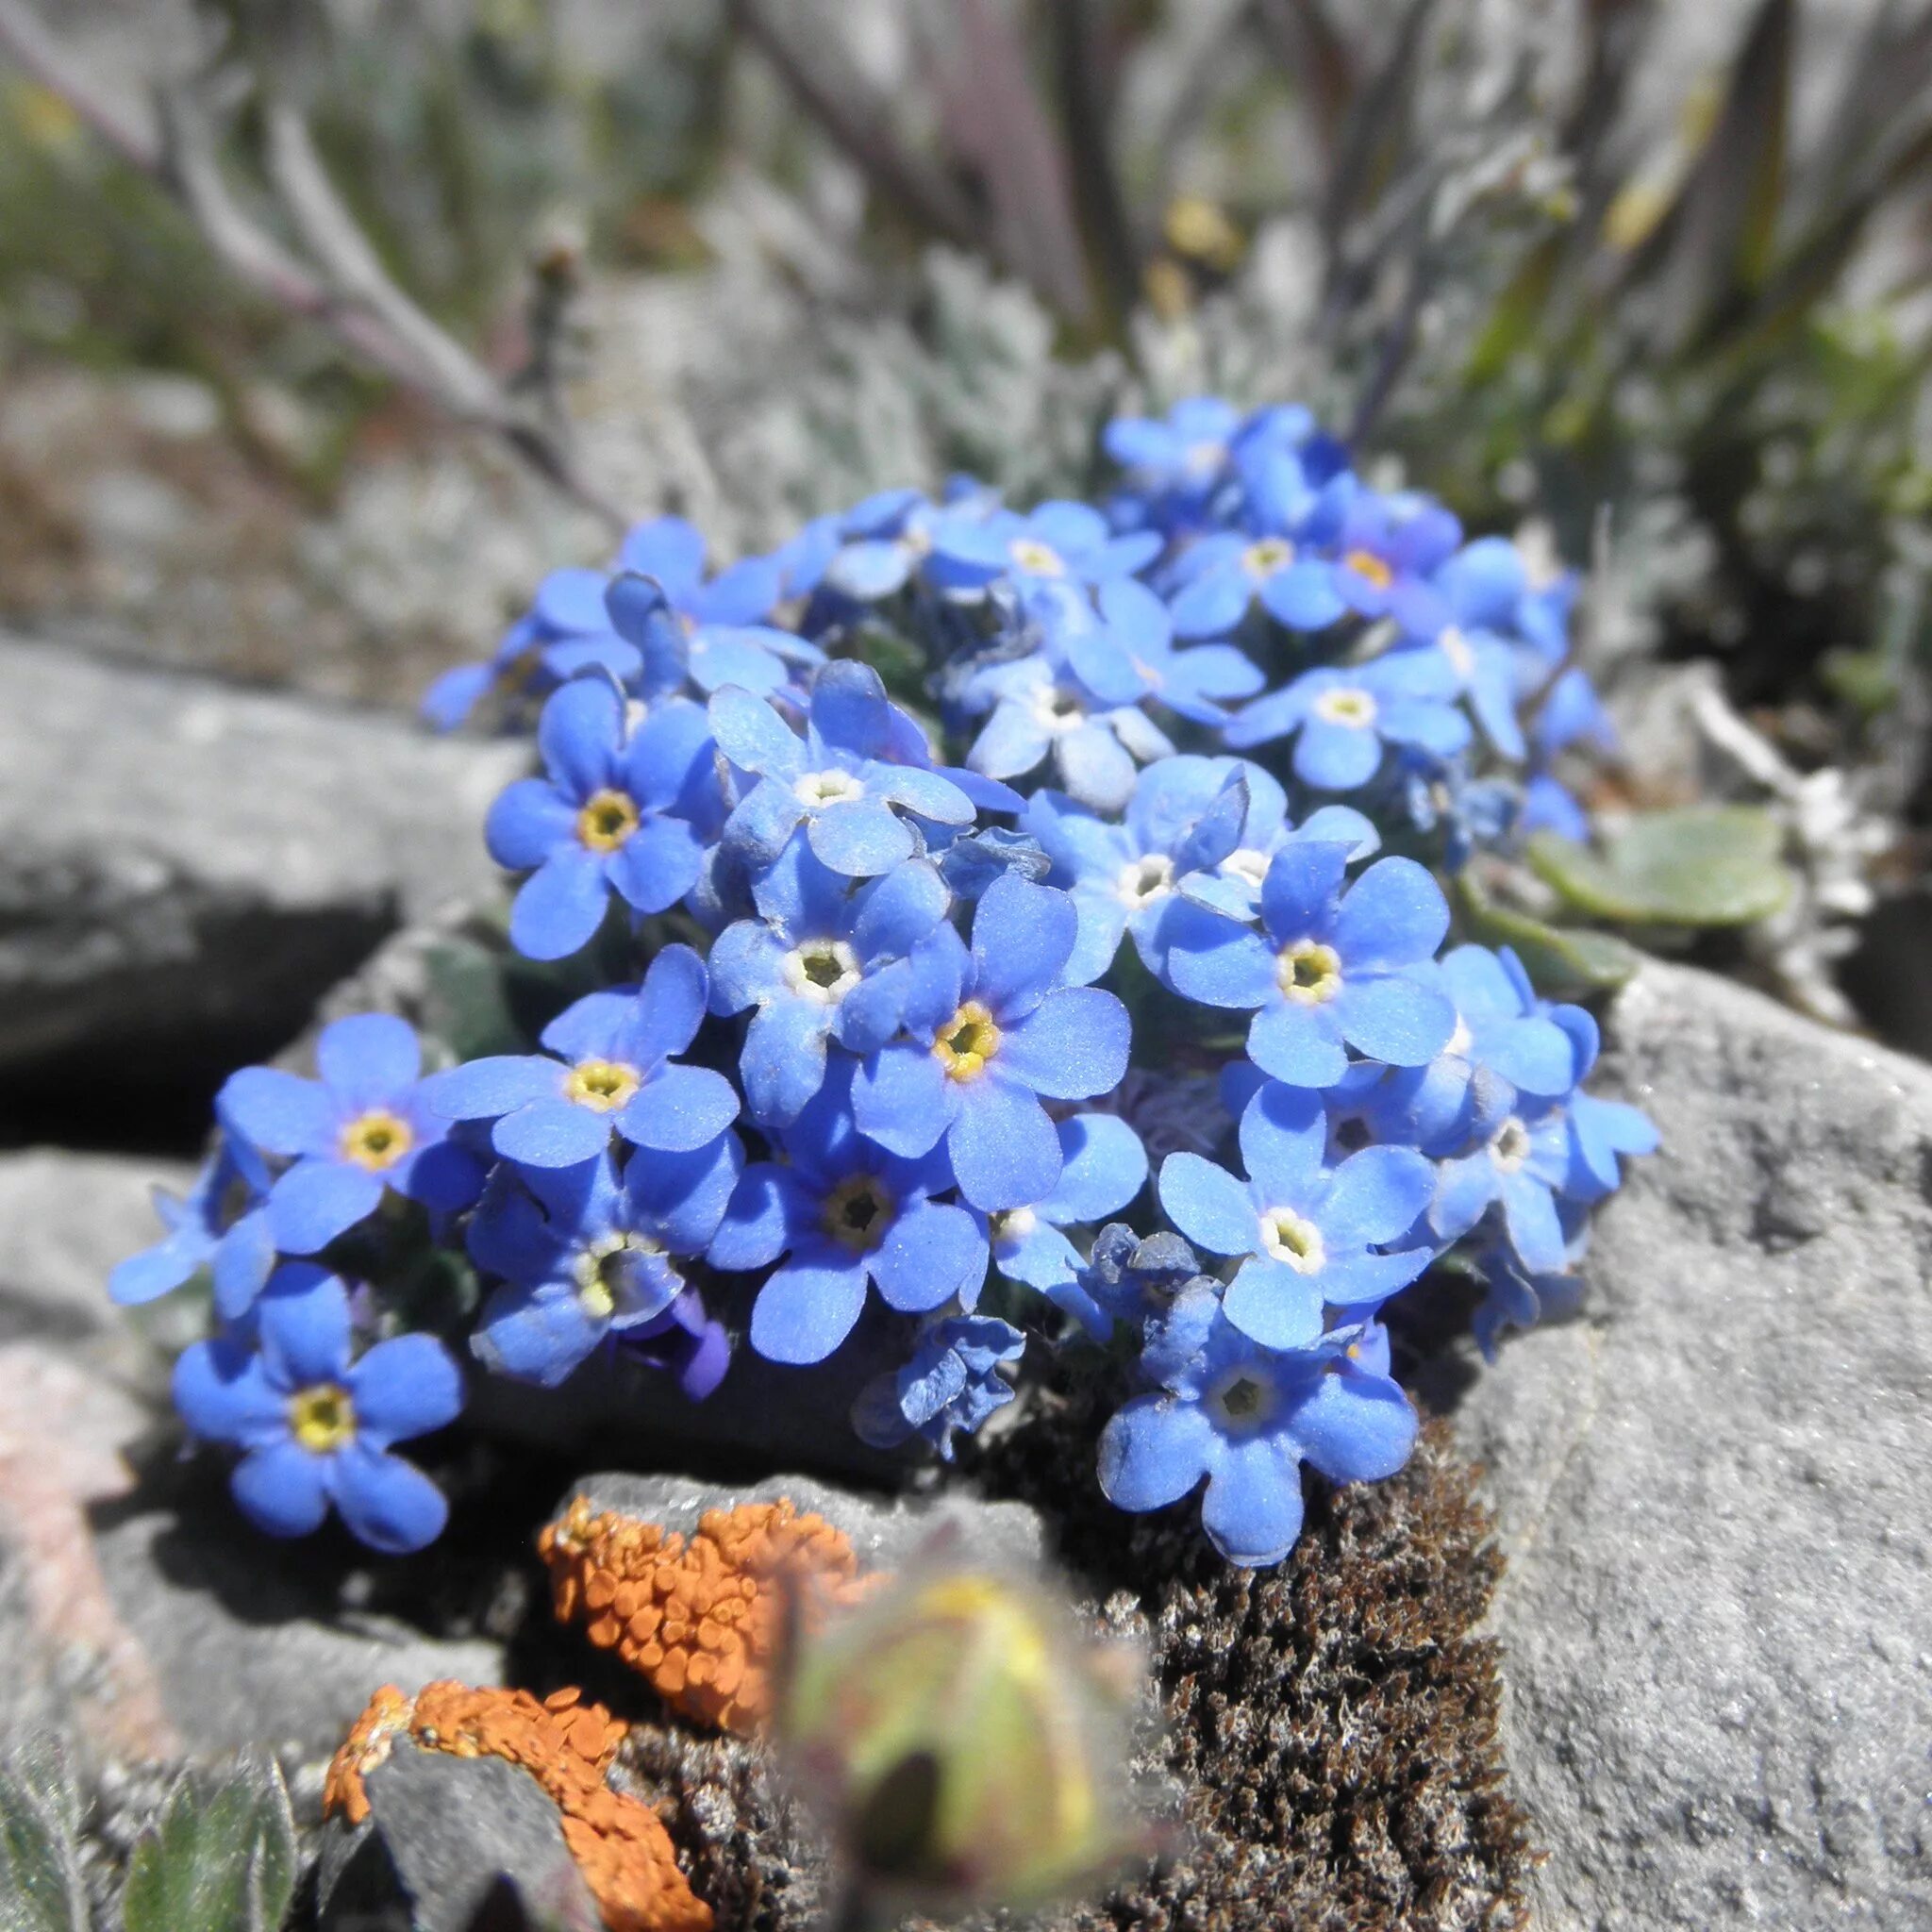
[576, 789, 641, 852]
[824, 1174, 893, 1252]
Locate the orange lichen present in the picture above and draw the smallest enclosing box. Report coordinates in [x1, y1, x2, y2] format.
[539, 1495, 877, 1735]
[325, 1681, 711, 1932]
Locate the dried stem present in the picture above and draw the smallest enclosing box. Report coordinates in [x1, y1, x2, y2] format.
[0, 0, 625, 531]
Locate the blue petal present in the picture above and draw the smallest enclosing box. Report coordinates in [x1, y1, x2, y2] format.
[210, 1209, 276, 1321]
[1332, 974, 1457, 1067]
[537, 677, 623, 797]
[615, 1063, 740, 1152]
[474, 1279, 603, 1387]
[873, 1198, 987, 1313]
[709, 685, 804, 780]
[219, 1068, 338, 1159]
[808, 795, 915, 876]
[853, 1041, 955, 1158]
[1097, 1396, 1215, 1511]
[173, 1339, 282, 1444]
[485, 777, 575, 873]
[853, 859, 950, 962]
[740, 997, 832, 1127]
[268, 1159, 385, 1255]
[1291, 1368, 1417, 1483]
[509, 847, 610, 961]
[995, 987, 1130, 1099]
[867, 763, 975, 826]
[628, 943, 709, 1063]
[1169, 567, 1251, 640]
[1333, 857, 1448, 970]
[691, 553, 783, 626]
[1055, 721, 1138, 813]
[968, 700, 1053, 782]
[750, 1251, 869, 1365]
[493, 1096, 614, 1169]
[1037, 1113, 1146, 1223]
[109, 1229, 204, 1307]
[1320, 1143, 1435, 1248]
[348, 1333, 464, 1444]
[1294, 715, 1383, 791]
[1258, 840, 1348, 943]
[327, 1442, 449, 1554]
[1158, 1152, 1257, 1257]
[1500, 1171, 1567, 1273]
[1237, 1082, 1327, 1202]
[626, 1134, 744, 1252]
[1163, 906, 1277, 1009]
[255, 1264, 352, 1384]
[231, 1441, 331, 1539]
[948, 1074, 1061, 1211]
[618, 514, 706, 595]
[1258, 558, 1345, 630]
[423, 1056, 559, 1123]
[1200, 1435, 1306, 1567]
[608, 816, 705, 916]
[972, 873, 1078, 1021]
[1221, 1257, 1324, 1349]
[707, 1162, 805, 1272]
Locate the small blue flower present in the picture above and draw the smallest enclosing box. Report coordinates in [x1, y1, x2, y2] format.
[1097, 1284, 1416, 1566]
[602, 569, 823, 703]
[486, 679, 719, 960]
[1165, 844, 1457, 1090]
[1024, 756, 1255, 985]
[1090, 577, 1262, 724]
[708, 1061, 986, 1365]
[1103, 396, 1241, 512]
[467, 1136, 741, 1388]
[422, 944, 738, 1168]
[925, 499, 1160, 594]
[172, 1262, 462, 1553]
[852, 874, 1131, 1211]
[980, 1111, 1148, 1307]
[711, 661, 977, 878]
[1428, 1102, 1574, 1274]
[1164, 528, 1349, 638]
[1545, 1003, 1661, 1201]
[1075, 1223, 1207, 1329]
[420, 571, 634, 731]
[823, 489, 941, 602]
[851, 1314, 1026, 1461]
[708, 836, 951, 1125]
[1323, 490, 1464, 637]
[110, 1116, 275, 1320]
[220, 1014, 485, 1257]
[1352, 945, 1580, 1153]
[1158, 1082, 1435, 1347]
[1225, 651, 1472, 789]
[616, 514, 784, 629]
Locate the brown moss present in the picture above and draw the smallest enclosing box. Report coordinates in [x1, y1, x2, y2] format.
[326, 1680, 713, 1932]
[539, 1496, 875, 1736]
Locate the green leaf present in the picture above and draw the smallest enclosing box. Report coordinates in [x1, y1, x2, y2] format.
[1526, 807, 1792, 927]
[1450, 872, 1643, 996]
[0, 1759, 87, 1932]
[122, 1758, 296, 1932]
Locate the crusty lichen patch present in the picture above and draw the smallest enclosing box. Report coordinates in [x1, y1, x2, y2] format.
[325, 1680, 712, 1932]
[538, 1496, 874, 1736]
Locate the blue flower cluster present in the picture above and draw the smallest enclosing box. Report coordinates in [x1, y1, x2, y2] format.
[119, 396, 1654, 1566]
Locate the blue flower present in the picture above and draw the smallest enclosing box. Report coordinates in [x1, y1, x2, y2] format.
[616, 515, 784, 629]
[1164, 528, 1350, 638]
[220, 1014, 485, 1257]
[486, 679, 719, 960]
[980, 1111, 1148, 1316]
[1024, 756, 1256, 985]
[1075, 1223, 1208, 1329]
[708, 1061, 986, 1365]
[1102, 396, 1241, 512]
[1166, 844, 1457, 1090]
[422, 944, 738, 1168]
[1092, 577, 1262, 724]
[708, 836, 951, 1125]
[851, 1315, 1026, 1461]
[1545, 1003, 1660, 1201]
[1351, 945, 1580, 1153]
[1158, 1082, 1435, 1347]
[420, 570, 633, 731]
[711, 661, 976, 878]
[925, 499, 1160, 594]
[1323, 490, 1464, 637]
[823, 489, 941, 602]
[602, 569, 823, 703]
[1224, 651, 1472, 789]
[1428, 1102, 1574, 1274]
[1097, 1284, 1416, 1566]
[467, 1136, 741, 1387]
[172, 1263, 462, 1553]
[852, 874, 1131, 1211]
[110, 1115, 275, 1320]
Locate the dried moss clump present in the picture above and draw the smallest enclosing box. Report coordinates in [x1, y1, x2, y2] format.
[972, 1407, 1538, 1932]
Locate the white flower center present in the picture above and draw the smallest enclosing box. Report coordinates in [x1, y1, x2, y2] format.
[1312, 686, 1378, 729]
[1242, 537, 1294, 578]
[1115, 853, 1174, 909]
[1224, 847, 1271, 890]
[574, 1230, 666, 1319]
[990, 1206, 1037, 1244]
[1207, 1364, 1279, 1434]
[1489, 1116, 1532, 1174]
[781, 940, 861, 1006]
[1440, 625, 1476, 679]
[1258, 1206, 1326, 1274]
[1444, 1016, 1474, 1060]
[1009, 537, 1067, 577]
[1031, 683, 1088, 736]
[795, 768, 864, 808]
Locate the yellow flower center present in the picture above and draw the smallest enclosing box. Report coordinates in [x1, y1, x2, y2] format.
[781, 939, 861, 1006]
[290, 1383, 356, 1454]
[1115, 853, 1174, 909]
[1242, 537, 1294, 577]
[1008, 537, 1066, 577]
[1312, 685, 1377, 729]
[1208, 1366, 1278, 1434]
[1258, 1206, 1326, 1274]
[340, 1109, 413, 1172]
[563, 1058, 641, 1113]
[1275, 940, 1342, 1006]
[933, 1001, 1001, 1082]
[1343, 548, 1393, 590]
[574, 1231, 665, 1320]
[794, 769, 864, 808]
[576, 788, 641, 853]
[824, 1174, 894, 1253]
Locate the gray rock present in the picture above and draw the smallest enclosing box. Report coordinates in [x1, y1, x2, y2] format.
[317, 1740, 597, 1932]
[0, 637, 525, 1088]
[558, 1470, 1046, 1578]
[1443, 960, 1932, 1929]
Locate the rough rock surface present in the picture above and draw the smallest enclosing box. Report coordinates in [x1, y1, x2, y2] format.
[317, 1740, 598, 1932]
[0, 638, 525, 1102]
[1441, 960, 1932, 1929]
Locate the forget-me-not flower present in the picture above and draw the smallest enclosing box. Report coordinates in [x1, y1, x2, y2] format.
[851, 1314, 1026, 1461]
[852, 874, 1130, 1211]
[1097, 1284, 1416, 1566]
[1225, 651, 1472, 790]
[220, 1013, 484, 1257]
[1159, 1082, 1435, 1347]
[925, 500, 1160, 594]
[1166, 843, 1457, 1090]
[173, 1263, 462, 1552]
[110, 1115, 276, 1320]
[422, 943, 738, 1168]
